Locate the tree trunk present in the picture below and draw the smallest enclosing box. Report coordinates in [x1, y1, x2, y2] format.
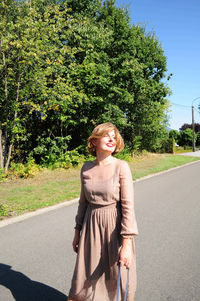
[5, 143, 13, 173]
[2, 51, 8, 169]
[0, 127, 4, 169]
[5, 75, 21, 172]
[4, 112, 17, 173]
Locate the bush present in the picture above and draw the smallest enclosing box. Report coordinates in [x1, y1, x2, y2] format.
[196, 132, 200, 146]
[160, 138, 175, 153]
[0, 203, 9, 217]
[33, 136, 71, 166]
[9, 156, 40, 178]
[115, 146, 134, 161]
[179, 128, 195, 146]
[0, 169, 7, 182]
[169, 129, 180, 142]
[46, 149, 86, 169]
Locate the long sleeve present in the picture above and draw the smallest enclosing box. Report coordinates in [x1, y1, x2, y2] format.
[74, 165, 88, 231]
[119, 161, 138, 237]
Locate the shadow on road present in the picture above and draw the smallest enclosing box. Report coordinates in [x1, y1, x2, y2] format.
[0, 263, 68, 301]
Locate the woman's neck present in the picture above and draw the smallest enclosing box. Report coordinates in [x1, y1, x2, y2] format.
[95, 152, 115, 166]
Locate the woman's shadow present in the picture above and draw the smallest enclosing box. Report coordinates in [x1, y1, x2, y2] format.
[0, 263, 68, 301]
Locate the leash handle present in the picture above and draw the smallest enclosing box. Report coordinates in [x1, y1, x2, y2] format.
[116, 263, 129, 301]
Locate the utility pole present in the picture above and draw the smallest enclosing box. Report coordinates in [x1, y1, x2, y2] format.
[191, 97, 200, 152]
[192, 105, 195, 152]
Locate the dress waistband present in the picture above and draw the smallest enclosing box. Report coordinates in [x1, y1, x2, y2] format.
[88, 202, 120, 210]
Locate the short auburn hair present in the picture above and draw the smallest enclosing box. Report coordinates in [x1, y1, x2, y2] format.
[88, 122, 124, 156]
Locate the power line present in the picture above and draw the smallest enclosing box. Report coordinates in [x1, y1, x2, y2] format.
[170, 102, 200, 113]
[194, 107, 200, 114]
[170, 102, 191, 109]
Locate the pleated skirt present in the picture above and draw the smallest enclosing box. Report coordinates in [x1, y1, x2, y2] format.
[68, 202, 136, 301]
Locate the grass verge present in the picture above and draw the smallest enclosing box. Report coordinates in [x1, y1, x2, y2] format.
[129, 153, 200, 180]
[174, 146, 200, 154]
[0, 153, 200, 220]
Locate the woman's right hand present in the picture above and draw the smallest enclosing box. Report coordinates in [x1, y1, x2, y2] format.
[72, 230, 80, 253]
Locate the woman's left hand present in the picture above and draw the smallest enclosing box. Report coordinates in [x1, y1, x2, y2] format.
[119, 238, 132, 269]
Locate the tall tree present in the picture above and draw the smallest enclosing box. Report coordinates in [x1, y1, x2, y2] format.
[0, 0, 22, 170]
[68, 0, 171, 151]
[0, 0, 172, 168]
[180, 123, 200, 132]
[0, 0, 81, 169]
[55, 0, 171, 152]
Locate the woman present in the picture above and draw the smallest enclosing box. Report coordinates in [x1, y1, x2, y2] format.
[68, 122, 138, 301]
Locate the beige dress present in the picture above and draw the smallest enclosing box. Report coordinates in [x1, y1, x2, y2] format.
[68, 158, 138, 301]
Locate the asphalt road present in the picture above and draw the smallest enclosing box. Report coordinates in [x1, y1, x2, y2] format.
[0, 161, 200, 301]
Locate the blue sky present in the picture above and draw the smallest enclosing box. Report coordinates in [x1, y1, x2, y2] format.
[115, 0, 200, 130]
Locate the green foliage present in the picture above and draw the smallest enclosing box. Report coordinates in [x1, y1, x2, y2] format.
[160, 137, 175, 153]
[174, 146, 193, 153]
[169, 129, 180, 143]
[0, 168, 7, 182]
[0, 202, 9, 217]
[0, 0, 171, 171]
[66, 0, 99, 17]
[115, 146, 134, 162]
[9, 156, 40, 178]
[133, 136, 142, 153]
[0, 0, 82, 168]
[64, 0, 171, 152]
[196, 132, 200, 146]
[179, 128, 196, 146]
[33, 136, 71, 165]
[47, 149, 85, 169]
[34, 138, 88, 169]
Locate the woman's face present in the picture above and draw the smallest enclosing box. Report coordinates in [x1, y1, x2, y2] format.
[93, 130, 116, 154]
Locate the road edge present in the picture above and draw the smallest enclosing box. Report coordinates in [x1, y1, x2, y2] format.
[1, 159, 200, 228]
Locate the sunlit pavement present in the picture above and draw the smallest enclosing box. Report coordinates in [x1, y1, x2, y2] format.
[1, 161, 200, 300]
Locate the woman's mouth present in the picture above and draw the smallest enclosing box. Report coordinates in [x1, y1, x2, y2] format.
[106, 143, 114, 147]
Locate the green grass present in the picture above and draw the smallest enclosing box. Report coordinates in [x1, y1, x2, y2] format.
[0, 169, 81, 219]
[174, 146, 200, 154]
[0, 153, 200, 220]
[129, 154, 200, 180]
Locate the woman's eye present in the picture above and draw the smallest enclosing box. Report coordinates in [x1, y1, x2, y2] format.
[104, 134, 116, 139]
